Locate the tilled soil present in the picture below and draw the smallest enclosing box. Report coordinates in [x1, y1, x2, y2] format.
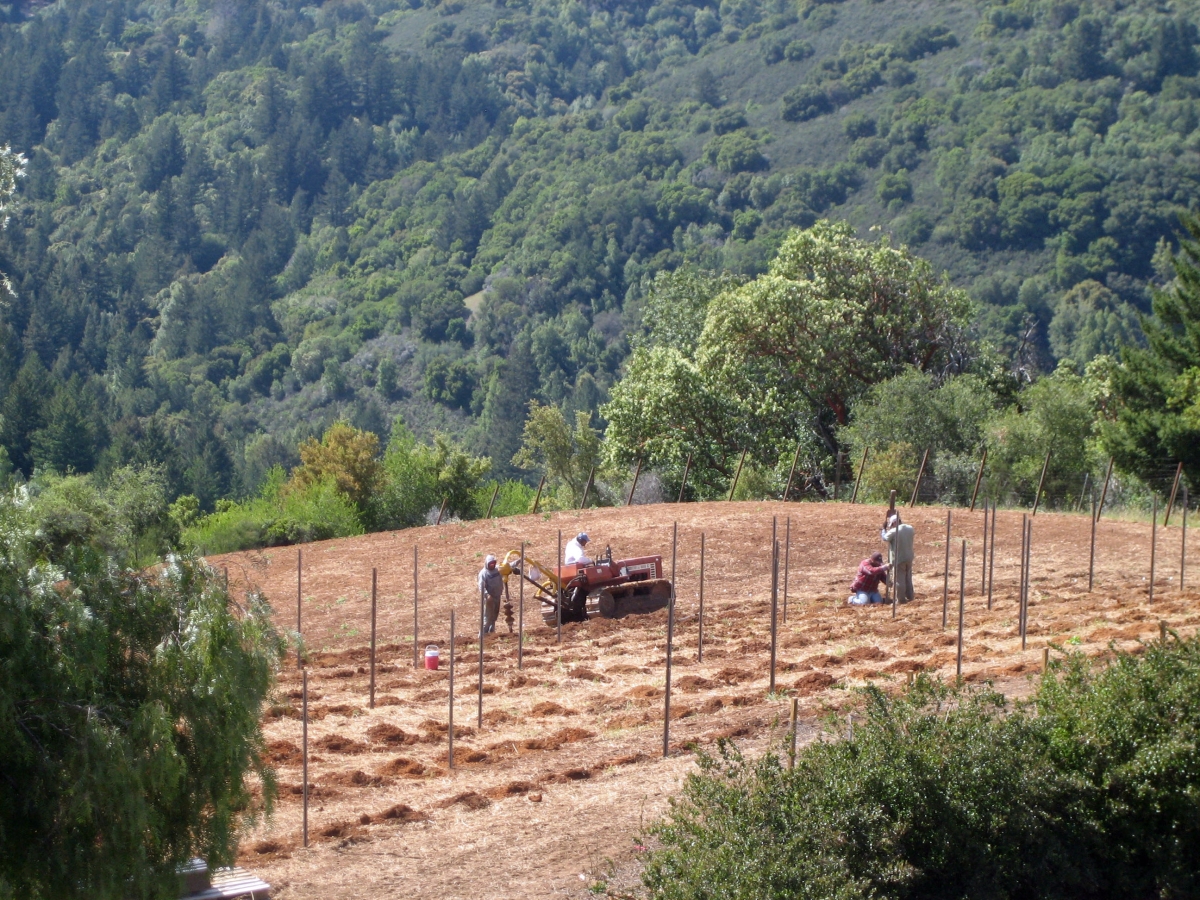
[212, 501, 1200, 900]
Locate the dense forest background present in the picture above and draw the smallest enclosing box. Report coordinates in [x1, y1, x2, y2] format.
[0, 0, 1198, 513]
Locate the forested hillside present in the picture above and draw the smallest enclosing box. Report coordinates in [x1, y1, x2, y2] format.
[1, 0, 1198, 509]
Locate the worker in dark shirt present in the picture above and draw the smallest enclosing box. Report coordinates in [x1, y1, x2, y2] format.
[848, 551, 890, 605]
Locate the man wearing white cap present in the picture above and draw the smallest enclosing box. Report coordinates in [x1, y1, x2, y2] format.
[478, 554, 504, 634]
[881, 512, 915, 603]
[564, 532, 592, 566]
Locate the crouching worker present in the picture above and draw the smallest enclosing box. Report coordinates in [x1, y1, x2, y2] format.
[848, 551, 890, 605]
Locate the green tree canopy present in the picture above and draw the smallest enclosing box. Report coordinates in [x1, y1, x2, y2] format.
[0, 477, 283, 899]
[604, 221, 973, 493]
[1104, 211, 1200, 493]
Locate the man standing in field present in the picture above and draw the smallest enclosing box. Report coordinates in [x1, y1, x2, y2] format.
[882, 512, 915, 603]
[478, 554, 504, 635]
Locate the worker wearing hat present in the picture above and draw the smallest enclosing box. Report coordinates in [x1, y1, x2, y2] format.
[478, 554, 504, 635]
[564, 532, 592, 566]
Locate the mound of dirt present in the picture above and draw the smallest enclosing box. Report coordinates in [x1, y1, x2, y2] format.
[794, 672, 836, 694]
[438, 791, 491, 811]
[529, 700, 577, 716]
[377, 757, 428, 777]
[324, 769, 389, 787]
[484, 780, 539, 799]
[626, 685, 664, 700]
[676, 675, 716, 692]
[367, 723, 417, 746]
[844, 646, 887, 662]
[313, 734, 369, 755]
[265, 739, 301, 765]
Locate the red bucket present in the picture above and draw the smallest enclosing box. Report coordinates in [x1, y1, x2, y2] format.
[424, 645, 440, 670]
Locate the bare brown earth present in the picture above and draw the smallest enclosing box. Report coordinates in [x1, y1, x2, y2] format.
[211, 501, 1200, 900]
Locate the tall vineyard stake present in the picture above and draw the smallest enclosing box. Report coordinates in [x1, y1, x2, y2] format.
[485, 483, 500, 519]
[782, 517, 791, 623]
[478, 585, 485, 728]
[448, 611, 455, 770]
[784, 441, 802, 501]
[626, 458, 643, 506]
[698, 532, 706, 662]
[1088, 493, 1097, 592]
[531, 474, 546, 514]
[1018, 515, 1027, 642]
[834, 451, 844, 501]
[942, 510, 952, 629]
[1021, 518, 1031, 651]
[1149, 495, 1158, 604]
[677, 453, 692, 504]
[1032, 451, 1051, 516]
[302, 669, 308, 848]
[435, 496, 448, 525]
[1181, 486, 1188, 592]
[296, 549, 302, 669]
[556, 530, 563, 644]
[518, 543, 526, 669]
[728, 449, 748, 501]
[987, 501, 997, 610]
[663, 522, 677, 759]
[1076, 472, 1090, 513]
[579, 466, 595, 509]
[789, 698, 799, 770]
[981, 499, 989, 596]
[851, 448, 869, 504]
[769, 540, 779, 694]
[1165, 461, 1184, 525]
[412, 546, 420, 669]
[910, 448, 930, 507]
[969, 449, 988, 511]
[1096, 457, 1114, 522]
[369, 568, 377, 710]
[956, 540, 967, 679]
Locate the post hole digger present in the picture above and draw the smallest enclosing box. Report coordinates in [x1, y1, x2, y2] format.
[491, 545, 673, 629]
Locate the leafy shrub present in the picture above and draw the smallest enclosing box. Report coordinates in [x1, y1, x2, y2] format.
[781, 85, 832, 121]
[644, 636, 1200, 899]
[471, 479, 536, 518]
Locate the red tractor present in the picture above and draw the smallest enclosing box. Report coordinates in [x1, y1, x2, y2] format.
[500, 545, 673, 626]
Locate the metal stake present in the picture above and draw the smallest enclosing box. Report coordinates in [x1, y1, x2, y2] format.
[698, 532, 705, 662]
[987, 501, 996, 610]
[956, 539, 966, 679]
[782, 517, 791, 623]
[302, 669, 308, 848]
[556, 529, 562, 644]
[789, 698, 799, 770]
[769, 540, 779, 694]
[369, 568, 377, 709]
[478, 585, 485, 728]
[981, 499, 989, 596]
[448, 611, 455, 770]
[1149, 495, 1158, 604]
[1182, 486, 1188, 592]
[1088, 493, 1097, 592]
[518, 543, 525, 669]
[942, 510, 952, 629]
[296, 549, 302, 669]
[664, 522, 677, 758]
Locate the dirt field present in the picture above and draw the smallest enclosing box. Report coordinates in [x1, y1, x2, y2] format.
[211, 500, 1200, 900]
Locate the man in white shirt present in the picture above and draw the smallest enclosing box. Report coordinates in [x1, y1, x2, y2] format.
[881, 512, 915, 603]
[564, 532, 592, 566]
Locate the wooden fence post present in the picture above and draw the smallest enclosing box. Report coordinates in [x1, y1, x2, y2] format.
[1096, 457, 1114, 522]
[1032, 451, 1051, 515]
[788, 698, 799, 770]
[850, 448, 869, 504]
[909, 448, 929, 507]
[834, 451, 844, 501]
[435, 496, 448, 525]
[1088, 493, 1097, 592]
[677, 453, 693, 504]
[531, 474, 546, 514]
[969, 448, 987, 511]
[727, 449, 748, 501]
[784, 441, 802, 501]
[626, 458, 643, 506]
[578, 466, 595, 509]
[485, 483, 500, 519]
[1076, 472, 1090, 513]
[1165, 462, 1183, 525]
